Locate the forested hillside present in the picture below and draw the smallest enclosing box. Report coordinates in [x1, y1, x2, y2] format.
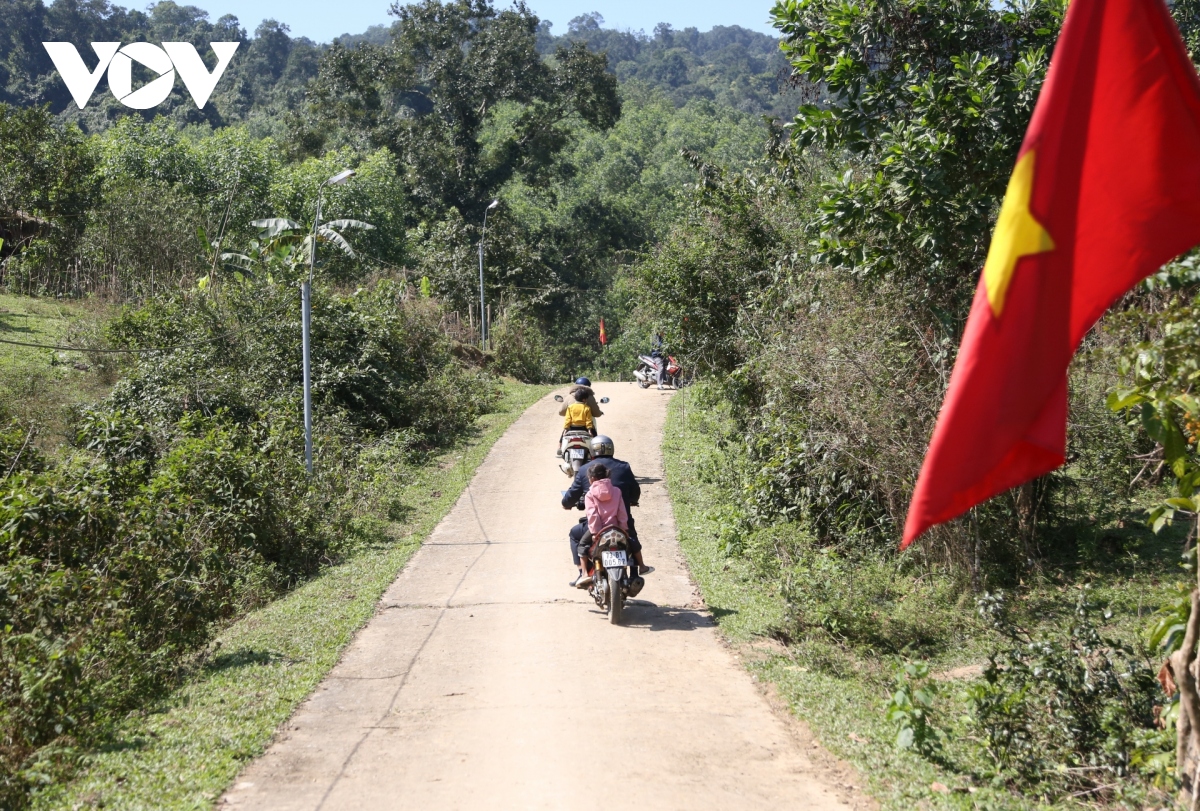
[337, 15, 796, 116]
[7, 0, 1200, 807]
[1, 0, 775, 367]
[534, 13, 799, 117]
[0, 0, 320, 134]
[1, 0, 789, 133]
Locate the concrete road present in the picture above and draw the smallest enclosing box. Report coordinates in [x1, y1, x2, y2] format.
[221, 385, 854, 811]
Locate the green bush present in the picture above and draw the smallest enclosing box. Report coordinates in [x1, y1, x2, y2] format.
[0, 406, 331, 805]
[966, 591, 1166, 797]
[490, 311, 559, 383]
[0, 276, 499, 807]
[779, 539, 971, 656]
[885, 662, 943, 756]
[0, 418, 42, 475]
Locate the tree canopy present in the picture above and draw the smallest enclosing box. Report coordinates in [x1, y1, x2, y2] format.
[300, 0, 619, 220]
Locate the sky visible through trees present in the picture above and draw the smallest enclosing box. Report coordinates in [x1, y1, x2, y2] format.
[175, 0, 779, 44]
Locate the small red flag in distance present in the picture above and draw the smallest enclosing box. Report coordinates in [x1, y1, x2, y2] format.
[903, 0, 1200, 549]
[599, 318, 607, 345]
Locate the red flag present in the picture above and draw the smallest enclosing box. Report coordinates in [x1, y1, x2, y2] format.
[599, 318, 607, 345]
[903, 0, 1200, 548]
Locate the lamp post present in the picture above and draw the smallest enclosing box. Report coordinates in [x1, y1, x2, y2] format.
[478, 199, 499, 349]
[302, 168, 356, 476]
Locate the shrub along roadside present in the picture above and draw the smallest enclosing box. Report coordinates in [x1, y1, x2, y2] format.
[663, 387, 1181, 810]
[28, 381, 551, 811]
[0, 280, 500, 808]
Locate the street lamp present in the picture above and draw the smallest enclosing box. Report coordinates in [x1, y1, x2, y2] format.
[301, 168, 356, 476]
[478, 198, 499, 349]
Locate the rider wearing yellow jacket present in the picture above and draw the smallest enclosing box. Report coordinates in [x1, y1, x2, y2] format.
[562, 398, 595, 433]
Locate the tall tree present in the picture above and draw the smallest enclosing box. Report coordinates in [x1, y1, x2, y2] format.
[301, 0, 620, 220]
[772, 0, 1065, 310]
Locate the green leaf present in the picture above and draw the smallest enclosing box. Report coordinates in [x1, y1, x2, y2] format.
[323, 218, 375, 231]
[1173, 457, 1192, 481]
[1143, 405, 1189, 465]
[317, 227, 356, 257]
[1175, 393, 1200, 416]
[251, 218, 303, 238]
[1106, 388, 1144, 411]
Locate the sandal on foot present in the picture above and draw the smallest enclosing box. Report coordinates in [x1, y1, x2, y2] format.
[576, 574, 594, 589]
[639, 565, 655, 575]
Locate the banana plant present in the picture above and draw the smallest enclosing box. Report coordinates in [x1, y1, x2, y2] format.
[199, 216, 375, 290]
[196, 224, 276, 290]
[247, 216, 374, 266]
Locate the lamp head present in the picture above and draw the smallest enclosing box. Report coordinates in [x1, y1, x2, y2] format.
[328, 169, 356, 186]
[487, 199, 500, 210]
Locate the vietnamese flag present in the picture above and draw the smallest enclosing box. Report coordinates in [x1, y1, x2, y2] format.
[599, 318, 607, 346]
[903, 0, 1200, 548]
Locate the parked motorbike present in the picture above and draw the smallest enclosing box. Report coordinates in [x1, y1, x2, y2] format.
[553, 393, 610, 476]
[586, 526, 643, 625]
[633, 354, 683, 389]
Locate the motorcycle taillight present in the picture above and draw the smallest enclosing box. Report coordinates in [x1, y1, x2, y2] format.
[600, 530, 625, 546]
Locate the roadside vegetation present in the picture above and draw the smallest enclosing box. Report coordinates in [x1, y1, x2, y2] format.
[0, 280, 501, 805]
[0, 294, 113, 446]
[28, 381, 548, 811]
[666, 386, 1183, 809]
[0, 1, 779, 805]
[6, 0, 1200, 806]
[637, 0, 1200, 806]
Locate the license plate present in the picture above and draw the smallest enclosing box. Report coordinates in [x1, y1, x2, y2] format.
[601, 550, 628, 568]
[569, 449, 587, 459]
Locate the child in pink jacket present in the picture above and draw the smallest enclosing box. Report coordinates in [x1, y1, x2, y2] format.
[584, 463, 628, 537]
[575, 463, 629, 587]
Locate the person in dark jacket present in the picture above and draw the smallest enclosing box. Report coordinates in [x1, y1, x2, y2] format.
[650, 333, 668, 389]
[561, 435, 654, 587]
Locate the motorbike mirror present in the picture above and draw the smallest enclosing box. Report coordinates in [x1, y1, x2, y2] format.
[553, 394, 564, 402]
[599, 397, 610, 404]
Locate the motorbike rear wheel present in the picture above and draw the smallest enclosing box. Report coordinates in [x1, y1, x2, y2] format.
[608, 571, 623, 625]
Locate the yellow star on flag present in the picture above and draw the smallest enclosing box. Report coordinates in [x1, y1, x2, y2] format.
[983, 150, 1055, 317]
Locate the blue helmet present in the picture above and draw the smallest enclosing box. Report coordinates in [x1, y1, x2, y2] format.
[575, 377, 591, 386]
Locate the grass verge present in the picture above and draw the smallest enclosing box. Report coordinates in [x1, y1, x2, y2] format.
[0, 293, 113, 448]
[31, 380, 552, 811]
[662, 387, 1182, 811]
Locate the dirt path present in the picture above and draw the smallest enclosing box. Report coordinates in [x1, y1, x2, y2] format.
[221, 386, 856, 811]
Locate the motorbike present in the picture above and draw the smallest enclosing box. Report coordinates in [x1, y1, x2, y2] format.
[587, 526, 643, 625]
[633, 353, 683, 389]
[559, 428, 592, 476]
[552, 393, 609, 477]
